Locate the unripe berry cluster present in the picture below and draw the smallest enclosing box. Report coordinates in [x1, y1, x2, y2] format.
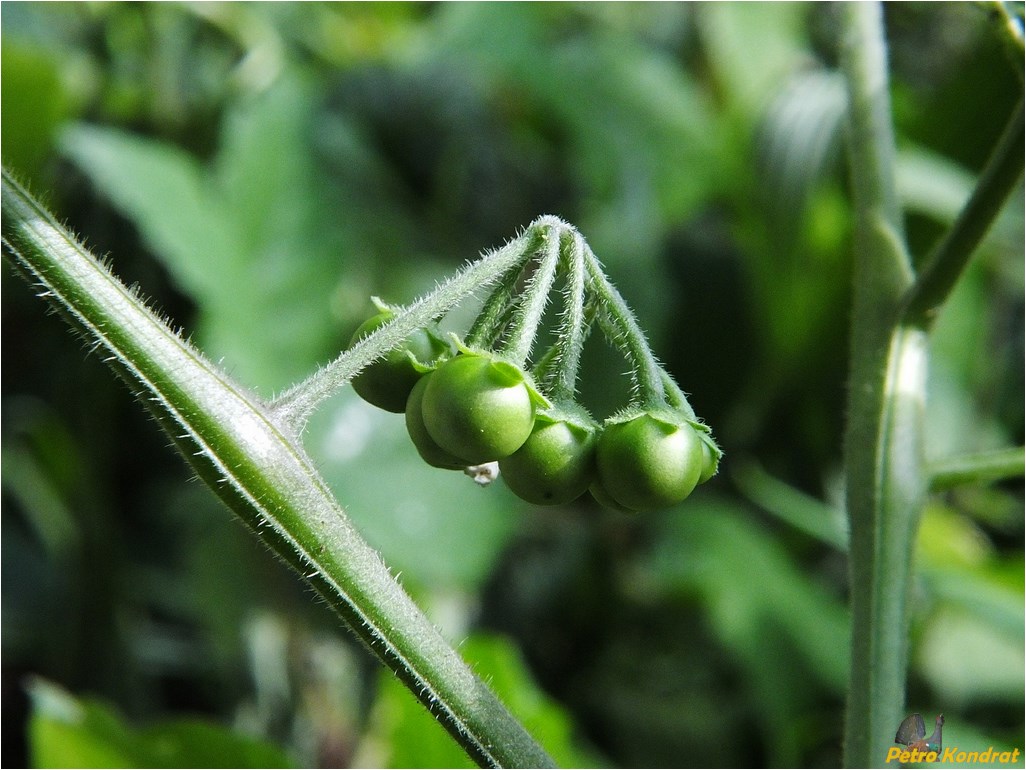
[346, 221, 720, 511]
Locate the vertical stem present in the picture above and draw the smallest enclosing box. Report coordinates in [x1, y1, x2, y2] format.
[840, 5, 926, 767]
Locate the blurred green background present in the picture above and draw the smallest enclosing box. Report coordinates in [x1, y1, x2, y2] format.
[2, 3, 1023, 767]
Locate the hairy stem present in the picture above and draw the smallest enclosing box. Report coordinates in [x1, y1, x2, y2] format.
[549, 231, 587, 402]
[500, 224, 561, 367]
[583, 246, 666, 408]
[464, 263, 523, 350]
[658, 369, 697, 422]
[1, 168, 554, 769]
[840, 5, 924, 767]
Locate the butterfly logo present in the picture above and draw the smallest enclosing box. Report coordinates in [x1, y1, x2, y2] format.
[894, 713, 944, 754]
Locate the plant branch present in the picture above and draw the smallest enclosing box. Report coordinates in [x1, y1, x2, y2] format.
[1, 168, 554, 769]
[928, 446, 1026, 492]
[657, 369, 697, 422]
[902, 98, 1025, 329]
[464, 263, 522, 350]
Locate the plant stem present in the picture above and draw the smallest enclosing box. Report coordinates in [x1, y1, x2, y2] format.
[1, 168, 554, 769]
[583, 245, 666, 408]
[530, 296, 597, 394]
[840, 5, 925, 767]
[928, 446, 1026, 492]
[549, 231, 587, 402]
[658, 369, 697, 422]
[501, 223, 560, 367]
[841, 10, 1024, 765]
[902, 98, 1025, 329]
[465, 263, 522, 350]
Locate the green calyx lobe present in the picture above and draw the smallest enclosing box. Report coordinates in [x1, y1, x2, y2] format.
[697, 433, 721, 483]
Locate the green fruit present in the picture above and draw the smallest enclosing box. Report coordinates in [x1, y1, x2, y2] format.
[500, 413, 597, 505]
[421, 353, 538, 464]
[350, 311, 448, 413]
[595, 412, 704, 511]
[589, 477, 640, 513]
[405, 374, 466, 469]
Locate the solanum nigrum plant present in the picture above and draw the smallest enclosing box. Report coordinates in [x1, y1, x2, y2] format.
[345, 219, 722, 510]
[5, 5, 1022, 766]
[1, 187, 722, 768]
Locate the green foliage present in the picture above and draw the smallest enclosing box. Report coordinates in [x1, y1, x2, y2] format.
[1, 39, 75, 180]
[28, 679, 295, 768]
[2, 3, 1022, 768]
[59, 76, 344, 393]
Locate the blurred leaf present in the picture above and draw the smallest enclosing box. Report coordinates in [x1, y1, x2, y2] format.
[925, 565, 1025, 643]
[355, 633, 603, 769]
[642, 495, 849, 764]
[646, 495, 849, 692]
[915, 605, 1024, 707]
[61, 124, 237, 300]
[422, 2, 721, 225]
[755, 69, 847, 247]
[926, 347, 1014, 462]
[732, 459, 848, 550]
[0, 38, 75, 181]
[60, 70, 347, 393]
[2, 440, 80, 566]
[917, 502, 995, 571]
[697, 2, 809, 120]
[28, 678, 295, 768]
[910, 502, 1024, 708]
